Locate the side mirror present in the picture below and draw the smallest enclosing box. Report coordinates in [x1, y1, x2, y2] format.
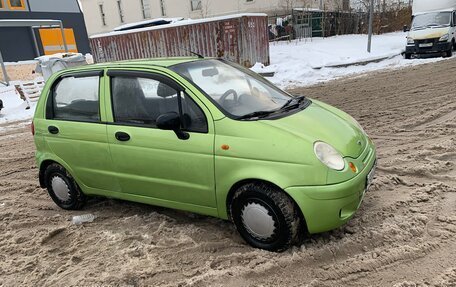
[403, 25, 410, 32]
[156, 112, 189, 140]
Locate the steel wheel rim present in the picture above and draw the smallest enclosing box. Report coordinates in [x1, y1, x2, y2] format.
[241, 202, 276, 240]
[51, 176, 71, 202]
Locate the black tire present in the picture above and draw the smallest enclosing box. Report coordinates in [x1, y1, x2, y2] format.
[404, 53, 412, 60]
[444, 48, 452, 58]
[230, 182, 302, 252]
[43, 163, 86, 210]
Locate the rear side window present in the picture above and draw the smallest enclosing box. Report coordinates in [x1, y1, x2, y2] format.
[49, 76, 100, 122]
[111, 76, 207, 133]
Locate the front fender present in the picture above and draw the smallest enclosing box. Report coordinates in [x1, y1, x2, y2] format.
[214, 155, 326, 219]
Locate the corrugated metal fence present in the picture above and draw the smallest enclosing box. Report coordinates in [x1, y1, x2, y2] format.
[89, 14, 270, 67]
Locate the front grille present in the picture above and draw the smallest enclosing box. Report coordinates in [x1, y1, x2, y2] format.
[416, 38, 439, 44]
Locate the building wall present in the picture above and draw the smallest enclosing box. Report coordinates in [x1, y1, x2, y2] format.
[0, 0, 90, 62]
[28, 0, 81, 13]
[80, 0, 347, 36]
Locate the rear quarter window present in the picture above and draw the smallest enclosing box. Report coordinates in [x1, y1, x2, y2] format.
[47, 76, 100, 122]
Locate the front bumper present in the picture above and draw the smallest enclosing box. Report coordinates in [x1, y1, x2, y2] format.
[406, 41, 451, 55]
[286, 148, 377, 234]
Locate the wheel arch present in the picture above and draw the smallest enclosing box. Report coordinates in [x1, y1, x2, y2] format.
[38, 156, 79, 188]
[39, 159, 57, 188]
[225, 178, 307, 229]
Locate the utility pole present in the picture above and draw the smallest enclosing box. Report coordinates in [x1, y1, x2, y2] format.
[367, 0, 374, 52]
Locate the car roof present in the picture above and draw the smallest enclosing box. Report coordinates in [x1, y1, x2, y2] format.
[60, 56, 211, 74]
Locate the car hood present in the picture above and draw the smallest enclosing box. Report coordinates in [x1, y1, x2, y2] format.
[408, 26, 450, 40]
[260, 101, 366, 158]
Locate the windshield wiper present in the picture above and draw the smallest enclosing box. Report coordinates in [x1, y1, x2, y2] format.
[237, 110, 277, 120]
[280, 95, 307, 111]
[237, 96, 307, 120]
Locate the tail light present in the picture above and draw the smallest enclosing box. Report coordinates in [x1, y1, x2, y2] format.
[31, 121, 35, 135]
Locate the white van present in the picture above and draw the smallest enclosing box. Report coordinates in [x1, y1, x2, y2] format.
[405, 0, 456, 59]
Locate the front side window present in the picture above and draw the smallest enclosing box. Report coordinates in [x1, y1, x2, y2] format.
[111, 76, 207, 132]
[50, 76, 100, 122]
[8, 0, 25, 9]
[171, 60, 293, 118]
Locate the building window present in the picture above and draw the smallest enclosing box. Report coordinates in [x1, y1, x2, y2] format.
[117, 0, 124, 23]
[190, 0, 201, 11]
[8, 0, 26, 10]
[159, 0, 165, 16]
[99, 4, 107, 26]
[140, 0, 151, 19]
[246, 0, 253, 2]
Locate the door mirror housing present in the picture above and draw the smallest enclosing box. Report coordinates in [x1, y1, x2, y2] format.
[156, 112, 190, 140]
[403, 25, 410, 32]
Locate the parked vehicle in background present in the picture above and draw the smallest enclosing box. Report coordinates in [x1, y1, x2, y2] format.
[404, 0, 456, 59]
[32, 57, 376, 252]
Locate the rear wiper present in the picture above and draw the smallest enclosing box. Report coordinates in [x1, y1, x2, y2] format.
[280, 95, 306, 111]
[237, 110, 276, 120]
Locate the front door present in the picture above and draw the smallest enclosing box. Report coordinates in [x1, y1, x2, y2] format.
[105, 70, 216, 210]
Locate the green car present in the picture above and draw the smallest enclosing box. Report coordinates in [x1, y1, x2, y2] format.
[32, 57, 376, 251]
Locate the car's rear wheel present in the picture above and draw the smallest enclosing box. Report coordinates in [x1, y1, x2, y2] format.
[230, 182, 302, 252]
[404, 53, 412, 60]
[44, 163, 86, 210]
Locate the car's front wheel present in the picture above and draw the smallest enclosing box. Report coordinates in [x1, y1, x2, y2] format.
[230, 182, 302, 252]
[43, 163, 86, 210]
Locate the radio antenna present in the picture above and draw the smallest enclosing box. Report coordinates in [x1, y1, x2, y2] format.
[177, 46, 204, 59]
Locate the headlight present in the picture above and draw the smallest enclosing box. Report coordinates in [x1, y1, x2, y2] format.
[314, 141, 345, 171]
[439, 34, 449, 42]
[407, 37, 414, 44]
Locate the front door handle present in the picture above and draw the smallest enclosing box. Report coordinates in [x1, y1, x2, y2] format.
[115, 131, 130, 141]
[48, 126, 59, 134]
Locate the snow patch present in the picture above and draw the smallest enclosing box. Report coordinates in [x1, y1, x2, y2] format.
[252, 32, 448, 88]
[0, 85, 36, 128]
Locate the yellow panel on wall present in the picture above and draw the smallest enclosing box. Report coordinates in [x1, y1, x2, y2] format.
[39, 28, 78, 55]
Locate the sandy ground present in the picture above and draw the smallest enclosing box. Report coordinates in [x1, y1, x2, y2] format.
[1, 59, 455, 287]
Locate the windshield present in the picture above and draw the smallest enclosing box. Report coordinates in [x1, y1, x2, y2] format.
[412, 12, 452, 29]
[171, 59, 293, 118]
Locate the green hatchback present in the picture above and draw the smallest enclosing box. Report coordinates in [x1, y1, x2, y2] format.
[33, 57, 376, 251]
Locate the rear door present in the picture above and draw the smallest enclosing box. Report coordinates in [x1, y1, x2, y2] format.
[105, 69, 216, 210]
[43, 71, 117, 193]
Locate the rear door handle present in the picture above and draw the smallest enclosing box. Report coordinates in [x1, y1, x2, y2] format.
[115, 131, 130, 141]
[48, 126, 59, 134]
